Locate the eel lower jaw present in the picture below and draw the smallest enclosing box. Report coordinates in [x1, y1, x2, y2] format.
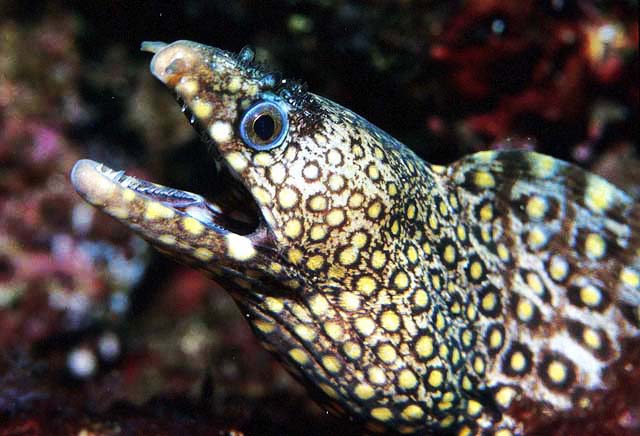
[70, 159, 264, 238]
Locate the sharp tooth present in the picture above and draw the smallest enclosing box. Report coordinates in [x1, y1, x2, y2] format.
[185, 205, 213, 224]
[206, 202, 223, 213]
[113, 170, 126, 181]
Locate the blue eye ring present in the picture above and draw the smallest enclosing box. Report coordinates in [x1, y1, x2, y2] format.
[239, 99, 289, 151]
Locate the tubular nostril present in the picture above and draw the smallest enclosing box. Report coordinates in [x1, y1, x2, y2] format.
[147, 41, 203, 83]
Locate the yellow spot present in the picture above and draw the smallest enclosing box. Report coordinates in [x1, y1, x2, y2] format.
[474, 171, 495, 188]
[289, 348, 309, 365]
[495, 386, 517, 408]
[416, 335, 434, 358]
[367, 367, 387, 385]
[414, 289, 429, 308]
[351, 232, 368, 248]
[367, 201, 383, 219]
[497, 243, 510, 261]
[549, 255, 569, 281]
[370, 407, 393, 422]
[456, 225, 467, 241]
[294, 324, 317, 341]
[529, 154, 556, 178]
[284, 219, 302, 239]
[175, 78, 198, 97]
[585, 178, 614, 213]
[306, 255, 325, 271]
[621, 268, 640, 288]
[355, 317, 375, 336]
[479, 203, 493, 222]
[354, 383, 375, 400]
[326, 209, 345, 227]
[340, 291, 361, 311]
[458, 426, 473, 436]
[356, 276, 377, 295]
[398, 369, 418, 390]
[182, 216, 204, 236]
[435, 313, 446, 331]
[328, 264, 346, 279]
[145, 201, 175, 220]
[343, 341, 362, 359]
[265, 297, 284, 314]
[308, 195, 327, 211]
[439, 201, 448, 217]
[481, 292, 497, 312]
[348, 192, 364, 209]
[495, 430, 514, 436]
[278, 187, 298, 209]
[309, 224, 327, 241]
[371, 250, 387, 269]
[209, 120, 233, 144]
[309, 294, 329, 316]
[526, 272, 545, 296]
[583, 328, 601, 349]
[406, 204, 417, 220]
[377, 344, 397, 363]
[158, 234, 176, 245]
[288, 248, 303, 264]
[391, 219, 400, 235]
[401, 404, 423, 421]
[469, 261, 483, 280]
[253, 152, 274, 167]
[489, 328, 503, 349]
[427, 369, 443, 388]
[324, 322, 344, 341]
[516, 298, 535, 322]
[339, 245, 358, 266]
[547, 360, 567, 384]
[428, 214, 438, 230]
[443, 244, 456, 264]
[473, 356, 485, 374]
[194, 247, 213, 262]
[510, 351, 526, 372]
[190, 99, 212, 119]
[226, 234, 256, 261]
[367, 164, 380, 180]
[327, 149, 343, 165]
[319, 383, 338, 399]
[406, 245, 418, 263]
[580, 284, 602, 307]
[302, 163, 319, 180]
[227, 76, 242, 93]
[270, 262, 282, 273]
[526, 196, 547, 220]
[253, 320, 275, 333]
[321, 355, 342, 373]
[224, 151, 248, 173]
[328, 174, 345, 191]
[106, 206, 130, 219]
[527, 226, 548, 250]
[251, 186, 271, 206]
[393, 271, 409, 290]
[387, 183, 398, 196]
[122, 188, 136, 202]
[584, 233, 606, 259]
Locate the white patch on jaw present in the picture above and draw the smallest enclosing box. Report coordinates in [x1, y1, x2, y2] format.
[225, 233, 256, 261]
[209, 120, 233, 144]
[185, 205, 213, 224]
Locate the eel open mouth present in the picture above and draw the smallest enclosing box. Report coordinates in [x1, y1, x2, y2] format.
[70, 158, 262, 237]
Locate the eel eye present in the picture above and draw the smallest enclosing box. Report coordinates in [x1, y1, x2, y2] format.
[239, 100, 289, 151]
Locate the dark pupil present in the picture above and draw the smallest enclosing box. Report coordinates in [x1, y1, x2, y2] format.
[253, 114, 276, 141]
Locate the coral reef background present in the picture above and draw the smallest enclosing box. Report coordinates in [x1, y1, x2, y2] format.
[0, 1, 637, 434]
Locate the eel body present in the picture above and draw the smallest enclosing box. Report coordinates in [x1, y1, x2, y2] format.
[71, 40, 639, 435]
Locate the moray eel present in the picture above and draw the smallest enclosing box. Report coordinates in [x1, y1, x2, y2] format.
[70, 40, 640, 435]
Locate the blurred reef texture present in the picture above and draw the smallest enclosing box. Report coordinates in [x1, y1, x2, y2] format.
[0, 1, 637, 435]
